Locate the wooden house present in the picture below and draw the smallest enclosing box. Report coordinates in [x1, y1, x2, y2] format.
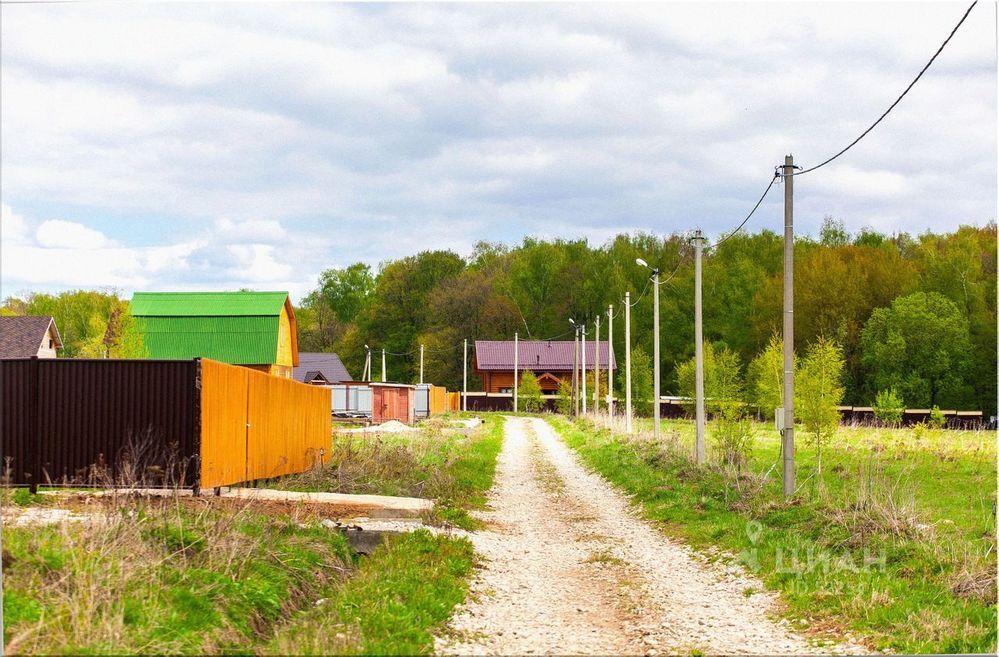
[0, 316, 62, 358]
[473, 340, 615, 394]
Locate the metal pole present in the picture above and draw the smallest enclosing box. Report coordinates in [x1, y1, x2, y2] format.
[381, 349, 386, 382]
[782, 154, 796, 496]
[513, 331, 519, 412]
[693, 229, 706, 464]
[625, 292, 633, 433]
[462, 339, 468, 411]
[420, 344, 424, 384]
[581, 325, 588, 414]
[594, 314, 600, 413]
[606, 307, 614, 411]
[653, 271, 661, 440]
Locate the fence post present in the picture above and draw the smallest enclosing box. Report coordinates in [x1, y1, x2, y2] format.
[30, 356, 41, 494]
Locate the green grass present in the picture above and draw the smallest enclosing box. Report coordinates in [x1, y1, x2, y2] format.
[266, 530, 475, 655]
[552, 415, 997, 654]
[2, 501, 475, 655]
[275, 415, 505, 529]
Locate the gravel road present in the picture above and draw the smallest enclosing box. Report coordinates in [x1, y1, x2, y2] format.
[435, 416, 862, 656]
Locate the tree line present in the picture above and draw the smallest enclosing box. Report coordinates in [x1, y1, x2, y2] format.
[297, 219, 996, 414]
[3, 220, 992, 415]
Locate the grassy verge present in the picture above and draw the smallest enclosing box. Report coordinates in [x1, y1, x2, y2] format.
[2, 497, 474, 655]
[266, 530, 474, 655]
[552, 415, 997, 653]
[275, 414, 505, 529]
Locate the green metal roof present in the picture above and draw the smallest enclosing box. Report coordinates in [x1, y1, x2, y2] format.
[130, 291, 290, 364]
[130, 291, 288, 317]
[135, 316, 280, 364]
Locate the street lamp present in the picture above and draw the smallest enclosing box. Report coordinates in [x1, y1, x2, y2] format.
[636, 258, 661, 440]
[363, 344, 371, 381]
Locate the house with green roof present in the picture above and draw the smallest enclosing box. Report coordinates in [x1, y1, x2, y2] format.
[130, 291, 299, 378]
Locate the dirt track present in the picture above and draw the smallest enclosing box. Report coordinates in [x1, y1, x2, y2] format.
[435, 416, 861, 655]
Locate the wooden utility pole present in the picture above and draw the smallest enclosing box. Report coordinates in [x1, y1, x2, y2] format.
[782, 154, 796, 497]
[625, 292, 632, 433]
[593, 314, 600, 412]
[581, 325, 587, 414]
[462, 339, 468, 411]
[607, 305, 614, 416]
[693, 229, 706, 464]
[513, 331, 519, 413]
[381, 349, 386, 382]
[419, 344, 424, 384]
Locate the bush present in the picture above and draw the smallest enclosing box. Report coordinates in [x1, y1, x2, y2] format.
[928, 405, 947, 429]
[628, 347, 653, 417]
[555, 379, 572, 415]
[517, 371, 544, 413]
[873, 388, 905, 426]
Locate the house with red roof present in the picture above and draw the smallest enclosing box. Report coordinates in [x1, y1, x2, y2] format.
[473, 339, 615, 394]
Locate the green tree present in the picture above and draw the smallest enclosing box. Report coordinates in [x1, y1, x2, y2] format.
[747, 333, 796, 418]
[518, 371, 544, 413]
[872, 388, 904, 427]
[860, 292, 971, 408]
[315, 263, 375, 324]
[628, 347, 654, 417]
[798, 337, 846, 486]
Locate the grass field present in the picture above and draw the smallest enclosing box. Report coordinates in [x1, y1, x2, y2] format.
[1, 415, 507, 655]
[552, 414, 997, 654]
[275, 415, 505, 529]
[1, 496, 473, 655]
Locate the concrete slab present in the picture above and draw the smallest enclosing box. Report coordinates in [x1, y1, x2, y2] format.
[225, 488, 433, 518]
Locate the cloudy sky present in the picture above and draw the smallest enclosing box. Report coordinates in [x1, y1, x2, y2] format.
[1, 2, 995, 301]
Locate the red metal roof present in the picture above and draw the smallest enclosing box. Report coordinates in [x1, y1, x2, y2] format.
[474, 340, 616, 371]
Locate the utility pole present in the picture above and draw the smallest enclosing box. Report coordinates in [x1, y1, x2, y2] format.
[782, 154, 796, 497]
[593, 314, 600, 413]
[607, 305, 614, 416]
[381, 349, 386, 382]
[693, 229, 706, 464]
[625, 292, 632, 433]
[513, 331, 519, 413]
[652, 269, 660, 440]
[462, 339, 468, 411]
[419, 344, 424, 384]
[581, 325, 587, 415]
[572, 322, 579, 416]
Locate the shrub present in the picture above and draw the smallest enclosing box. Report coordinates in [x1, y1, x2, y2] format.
[873, 388, 905, 426]
[928, 405, 947, 429]
[517, 371, 544, 412]
[555, 379, 572, 415]
[798, 336, 845, 487]
[628, 347, 653, 417]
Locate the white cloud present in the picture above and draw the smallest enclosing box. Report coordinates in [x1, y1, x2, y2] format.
[36, 219, 112, 249]
[0, 2, 994, 297]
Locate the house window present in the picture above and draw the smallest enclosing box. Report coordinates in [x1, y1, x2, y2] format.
[48, 340, 53, 349]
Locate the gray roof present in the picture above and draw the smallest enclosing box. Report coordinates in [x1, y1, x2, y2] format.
[0, 316, 62, 358]
[293, 352, 352, 384]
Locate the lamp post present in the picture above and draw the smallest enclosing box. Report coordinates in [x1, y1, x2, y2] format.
[636, 258, 661, 440]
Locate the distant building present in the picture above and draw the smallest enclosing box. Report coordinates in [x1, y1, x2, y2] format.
[294, 352, 352, 385]
[131, 291, 298, 378]
[473, 340, 616, 394]
[0, 316, 63, 358]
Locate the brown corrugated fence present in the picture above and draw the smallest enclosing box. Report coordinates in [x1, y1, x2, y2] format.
[1, 357, 330, 490]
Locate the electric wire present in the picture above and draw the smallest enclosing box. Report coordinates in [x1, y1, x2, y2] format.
[794, 1, 978, 176]
[706, 174, 780, 251]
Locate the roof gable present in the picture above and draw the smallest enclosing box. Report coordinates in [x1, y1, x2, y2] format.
[0, 316, 61, 358]
[130, 291, 289, 317]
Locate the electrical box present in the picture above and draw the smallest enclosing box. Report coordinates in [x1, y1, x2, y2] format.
[775, 407, 785, 433]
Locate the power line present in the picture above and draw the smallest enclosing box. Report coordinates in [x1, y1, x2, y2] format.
[795, 1, 978, 176]
[706, 174, 780, 251]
